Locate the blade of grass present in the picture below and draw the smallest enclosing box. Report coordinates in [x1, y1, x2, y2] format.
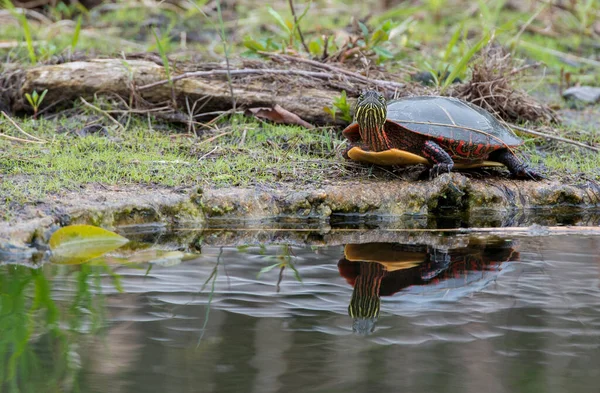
[19, 12, 37, 64]
[443, 23, 463, 61]
[187, 0, 236, 111]
[152, 28, 172, 88]
[288, 263, 303, 283]
[196, 248, 222, 347]
[476, 0, 491, 25]
[152, 27, 177, 106]
[71, 15, 82, 52]
[440, 32, 490, 94]
[2, 0, 36, 64]
[267, 6, 292, 35]
[215, 0, 236, 111]
[257, 262, 280, 278]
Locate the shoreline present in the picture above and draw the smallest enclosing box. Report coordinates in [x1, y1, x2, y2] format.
[2, 173, 599, 247]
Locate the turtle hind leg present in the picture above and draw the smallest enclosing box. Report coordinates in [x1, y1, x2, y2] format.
[489, 149, 544, 180]
[422, 140, 454, 179]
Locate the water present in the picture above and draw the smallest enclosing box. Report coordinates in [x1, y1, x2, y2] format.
[1, 228, 600, 393]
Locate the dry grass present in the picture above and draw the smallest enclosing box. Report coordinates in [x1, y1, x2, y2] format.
[453, 44, 559, 124]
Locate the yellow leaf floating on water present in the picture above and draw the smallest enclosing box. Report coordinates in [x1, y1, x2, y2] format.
[91, 250, 195, 266]
[49, 224, 129, 265]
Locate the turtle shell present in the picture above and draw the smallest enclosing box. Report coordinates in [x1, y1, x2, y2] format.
[386, 96, 522, 147]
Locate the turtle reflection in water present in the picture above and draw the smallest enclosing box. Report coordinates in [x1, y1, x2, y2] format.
[338, 238, 519, 335]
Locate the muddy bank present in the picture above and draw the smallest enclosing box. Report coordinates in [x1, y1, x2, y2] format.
[2, 173, 600, 248]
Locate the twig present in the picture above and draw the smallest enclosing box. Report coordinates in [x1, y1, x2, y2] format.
[507, 62, 542, 76]
[510, 2, 548, 47]
[518, 41, 600, 68]
[105, 107, 172, 114]
[1, 111, 47, 143]
[0, 40, 43, 48]
[198, 131, 234, 145]
[145, 160, 192, 166]
[80, 98, 125, 131]
[0, 8, 53, 24]
[0, 132, 45, 144]
[288, 0, 310, 53]
[510, 124, 600, 152]
[138, 66, 405, 92]
[321, 35, 330, 60]
[262, 52, 406, 90]
[90, 1, 187, 15]
[138, 68, 335, 90]
[199, 146, 219, 161]
[534, 0, 600, 18]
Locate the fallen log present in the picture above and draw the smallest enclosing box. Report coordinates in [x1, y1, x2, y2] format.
[0, 56, 567, 139]
[4, 58, 406, 126]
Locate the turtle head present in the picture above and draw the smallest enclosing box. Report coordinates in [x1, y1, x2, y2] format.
[354, 91, 389, 151]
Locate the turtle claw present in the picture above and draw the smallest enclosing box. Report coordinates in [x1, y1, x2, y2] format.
[510, 163, 545, 180]
[490, 149, 544, 181]
[429, 163, 454, 180]
[516, 167, 545, 181]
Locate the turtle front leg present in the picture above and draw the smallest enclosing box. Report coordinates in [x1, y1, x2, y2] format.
[422, 140, 454, 179]
[489, 149, 544, 180]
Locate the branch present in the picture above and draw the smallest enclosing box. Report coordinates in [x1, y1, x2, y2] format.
[138, 68, 335, 91]
[80, 98, 125, 131]
[288, 0, 310, 54]
[1, 111, 47, 143]
[262, 52, 406, 91]
[510, 124, 600, 153]
[138, 64, 405, 93]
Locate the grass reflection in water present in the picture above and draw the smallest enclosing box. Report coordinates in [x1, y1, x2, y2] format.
[0, 262, 120, 392]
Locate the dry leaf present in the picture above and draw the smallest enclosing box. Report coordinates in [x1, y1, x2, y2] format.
[246, 105, 314, 129]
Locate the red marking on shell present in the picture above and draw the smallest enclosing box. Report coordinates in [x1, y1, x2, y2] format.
[456, 140, 468, 157]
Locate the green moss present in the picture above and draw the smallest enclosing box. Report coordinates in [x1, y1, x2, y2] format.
[160, 201, 204, 225]
[205, 202, 236, 217]
[69, 210, 107, 227]
[113, 207, 161, 226]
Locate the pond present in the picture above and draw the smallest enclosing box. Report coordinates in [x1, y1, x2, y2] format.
[1, 224, 600, 393]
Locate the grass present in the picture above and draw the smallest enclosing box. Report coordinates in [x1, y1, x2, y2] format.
[1, 102, 599, 208]
[0, 111, 347, 215]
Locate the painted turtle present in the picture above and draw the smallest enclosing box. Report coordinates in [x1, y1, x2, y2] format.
[342, 91, 542, 179]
